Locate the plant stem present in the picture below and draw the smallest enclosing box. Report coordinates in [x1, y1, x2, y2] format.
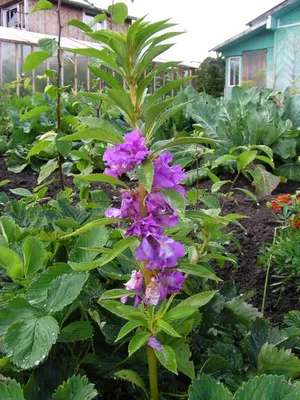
[147, 345, 159, 400]
[220, 171, 240, 212]
[261, 227, 277, 315]
[56, 0, 65, 190]
[137, 181, 159, 399]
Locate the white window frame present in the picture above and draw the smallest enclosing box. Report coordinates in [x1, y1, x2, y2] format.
[228, 56, 241, 87]
[83, 12, 107, 31]
[2, 2, 26, 29]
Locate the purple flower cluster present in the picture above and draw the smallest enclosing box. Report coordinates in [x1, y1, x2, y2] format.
[104, 131, 186, 310]
[104, 131, 150, 178]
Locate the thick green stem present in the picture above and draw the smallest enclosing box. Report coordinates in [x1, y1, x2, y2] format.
[147, 345, 159, 400]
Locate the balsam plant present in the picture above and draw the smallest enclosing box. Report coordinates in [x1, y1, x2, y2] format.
[56, 11, 220, 399]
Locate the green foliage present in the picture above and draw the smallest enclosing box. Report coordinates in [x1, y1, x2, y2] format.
[196, 56, 225, 97]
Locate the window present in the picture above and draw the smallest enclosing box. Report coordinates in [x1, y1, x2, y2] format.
[228, 56, 241, 87]
[2, 2, 26, 29]
[83, 12, 107, 31]
[242, 50, 267, 88]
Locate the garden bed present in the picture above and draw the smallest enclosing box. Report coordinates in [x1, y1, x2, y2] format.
[1, 156, 299, 324]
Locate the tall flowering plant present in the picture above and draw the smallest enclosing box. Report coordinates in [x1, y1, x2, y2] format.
[61, 14, 218, 400]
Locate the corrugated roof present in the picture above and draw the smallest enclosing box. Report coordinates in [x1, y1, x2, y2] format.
[0, 27, 194, 68]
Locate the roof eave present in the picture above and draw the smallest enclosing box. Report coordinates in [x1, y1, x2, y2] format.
[210, 20, 267, 53]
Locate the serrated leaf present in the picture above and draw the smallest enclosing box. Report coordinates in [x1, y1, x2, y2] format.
[171, 339, 195, 379]
[99, 300, 147, 322]
[59, 124, 124, 144]
[258, 343, 300, 375]
[0, 245, 23, 280]
[5, 316, 59, 369]
[136, 159, 154, 193]
[22, 237, 45, 278]
[114, 369, 148, 398]
[38, 38, 58, 55]
[188, 375, 233, 400]
[52, 375, 97, 400]
[98, 237, 139, 268]
[60, 218, 122, 240]
[161, 188, 185, 218]
[72, 173, 129, 189]
[225, 298, 262, 326]
[58, 321, 93, 343]
[0, 377, 25, 400]
[155, 345, 177, 374]
[45, 273, 89, 313]
[151, 137, 215, 153]
[128, 331, 150, 356]
[100, 289, 139, 300]
[234, 374, 300, 399]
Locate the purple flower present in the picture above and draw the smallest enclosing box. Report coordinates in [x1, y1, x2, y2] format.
[125, 215, 163, 238]
[105, 190, 140, 221]
[135, 233, 185, 270]
[146, 191, 178, 227]
[155, 270, 185, 300]
[144, 281, 161, 305]
[153, 153, 186, 197]
[103, 131, 150, 177]
[148, 336, 163, 351]
[121, 270, 143, 307]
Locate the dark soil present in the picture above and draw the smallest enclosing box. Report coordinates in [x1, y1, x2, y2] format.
[1, 156, 299, 323]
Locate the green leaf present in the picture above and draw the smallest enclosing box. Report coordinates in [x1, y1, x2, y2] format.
[9, 188, 32, 197]
[164, 306, 198, 323]
[234, 374, 300, 399]
[31, 0, 53, 13]
[0, 246, 23, 280]
[258, 343, 300, 375]
[172, 339, 195, 379]
[188, 375, 233, 400]
[38, 38, 58, 55]
[69, 227, 108, 263]
[100, 289, 139, 300]
[155, 345, 177, 374]
[0, 298, 40, 336]
[157, 320, 181, 337]
[27, 140, 53, 159]
[136, 159, 154, 193]
[52, 375, 97, 400]
[151, 136, 215, 153]
[68, 19, 93, 32]
[58, 321, 93, 343]
[21, 106, 51, 120]
[38, 159, 58, 184]
[60, 218, 122, 240]
[225, 298, 262, 326]
[274, 163, 300, 182]
[59, 125, 124, 144]
[106, 89, 135, 122]
[247, 165, 281, 195]
[88, 65, 123, 90]
[115, 320, 146, 342]
[98, 237, 139, 268]
[233, 188, 259, 205]
[128, 331, 150, 356]
[161, 188, 185, 218]
[56, 132, 72, 158]
[255, 155, 275, 169]
[177, 263, 221, 281]
[0, 377, 25, 400]
[45, 272, 89, 313]
[211, 180, 231, 194]
[99, 300, 147, 322]
[237, 150, 257, 172]
[26, 264, 72, 305]
[22, 237, 46, 278]
[108, 2, 128, 25]
[114, 370, 148, 398]
[72, 173, 129, 189]
[23, 51, 50, 72]
[177, 290, 217, 309]
[5, 315, 59, 369]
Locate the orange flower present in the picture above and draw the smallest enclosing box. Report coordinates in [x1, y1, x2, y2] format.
[289, 214, 300, 229]
[270, 194, 292, 212]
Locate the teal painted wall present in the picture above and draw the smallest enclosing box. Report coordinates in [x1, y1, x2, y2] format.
[222, 31, 274, 57]
[279, 7, 300, 26]
[275, 25, 300, 92]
